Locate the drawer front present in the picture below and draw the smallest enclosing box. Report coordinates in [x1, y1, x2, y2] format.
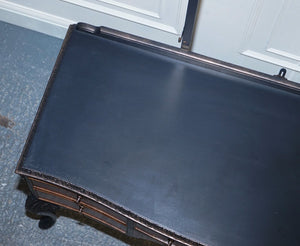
[28, 177, 191, 246]
[30, 178, 127, 233]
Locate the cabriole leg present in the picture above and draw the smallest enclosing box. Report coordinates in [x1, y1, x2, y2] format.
[25, 194, 59, 229]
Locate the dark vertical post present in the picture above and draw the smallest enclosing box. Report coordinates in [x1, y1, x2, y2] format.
[180, 0, 200, 50]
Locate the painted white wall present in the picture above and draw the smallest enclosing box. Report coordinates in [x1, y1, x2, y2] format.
[192, 0, 300, 83]
[0, 0, 188, 47]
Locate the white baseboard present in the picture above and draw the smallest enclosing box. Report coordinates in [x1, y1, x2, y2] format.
[0, 0, 74, 38]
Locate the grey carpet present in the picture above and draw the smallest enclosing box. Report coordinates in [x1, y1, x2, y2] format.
[0, 21, 156, 246]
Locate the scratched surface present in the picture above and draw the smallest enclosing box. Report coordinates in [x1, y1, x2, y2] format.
[0, 21, 130, 246]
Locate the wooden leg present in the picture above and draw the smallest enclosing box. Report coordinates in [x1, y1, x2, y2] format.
[25, 194, 59, 229]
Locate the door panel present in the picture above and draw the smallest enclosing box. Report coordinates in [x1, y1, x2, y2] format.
[0, 0, 189, 47]
[241, 0, 300, 73]
[192, 0, 300, 83]
[60, 0, 187, 34]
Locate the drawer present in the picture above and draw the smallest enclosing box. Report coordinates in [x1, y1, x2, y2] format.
[134, 224, 186, 246]
[29, 178, 127, 233]
[28, 177, 190, 246]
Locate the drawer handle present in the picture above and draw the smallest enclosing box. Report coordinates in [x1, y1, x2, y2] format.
[79, 204, 84, 213]
[168, 239, 174, 246]
[76, 195, 82, 204]
[76, 195, 84, 213]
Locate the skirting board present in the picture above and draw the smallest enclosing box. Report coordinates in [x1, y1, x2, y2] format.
[0, 0, 181, 46]
[0, 0, 72, 38]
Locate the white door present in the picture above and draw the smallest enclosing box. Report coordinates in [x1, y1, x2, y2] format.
[192, 0, 300, 83]
[0, 0, 189, 47]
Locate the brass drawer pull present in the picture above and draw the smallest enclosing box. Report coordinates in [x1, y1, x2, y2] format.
[76, 195, 82, 204]
[79, 204, 84, 213]
[168, 239, 174, 246]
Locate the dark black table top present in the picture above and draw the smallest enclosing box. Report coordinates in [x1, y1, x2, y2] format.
[19, 27, 300, 246]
